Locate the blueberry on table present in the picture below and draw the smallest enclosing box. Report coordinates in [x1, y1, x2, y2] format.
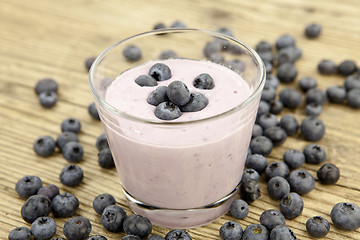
[257, 113, 278, 130]
[275, 34, 296, 50]
[193, 73, 215, 90]
[283, 149, 305, 169]
[270, 225, 297, 240]
[251, 124, 263, 138]
[303, 143, 326, 164]
[93, 193, 116, 215]
[57, 131, 79, 151]
[170, 20, 186, 28]
[123, 214, 152, 239]
[259, 209, 286, 231]
[256, 101, 270, 119]
[265, 161, 290, 181]
[317, 59, 337, 75]
[305, 103, 322, 116]
[288, 169, 315, 195]
[347, 88, 360, 108]
[88, 102, 100, 120]
[203, 40, 222, 58]
[96, 133, 109, 151]
[21, 195, 51, 223]
[230, 199, 249, 219]
[88, 235, 108, 240]
[219, 221, 243, 240]
[16, 175, 43, 199]
[264, 61, 273, 74]
[59, 164, 84, 187]
[304, 23, 322, 38]
[153, 22, 166, 30]
[305, 88, 327, 105]
[240, 178, 261, 203]
[326, 86, 346, 103]
[149, 63, 172, 81]
[261, 86, 276, 103]
[337, 60, 357, 76]
[31, 217, 57, 240]
[317, 163, 340, 185]
[122, 236, 141, 240]
[258, 51, 275, 64]
[242, 224, 269, 240]
[135, 75, 158, 87]
[155, 102, 182, 120]
[298, 76, 317, 92]
[180, 92, 208, 112]
[8, 227, 32, 240]
[344, 75, 360, 91]
[300, 116, 325, 141]
[61, 118, 82, 134]
[216, 27, 234, 37]
[123, 45, 142, 62]
[263, 126, 287, 146]
[39, 90, 58, 108]
[85, 56, 96, 71]
[226, 59, 246, 73]
[35, 78, 58, 95]
[279, 114, 299, 136]
[241, 169, 260, 183]
[51, 192, 79, 218]
[63, 216, 92, 240]
[101, 205, 127, 232]
[245, 154, 268, 175]
[62, 141, 84, 163]
[33, 135, 56, 157]
[37, 184, 59, 200]
[165, 229, 192, 240]
[269, 99, 283, 115]
[279, 87, 302, 109]
[148, 235, 165, 240]
[250, 136, 273, 156]
[267, 176, 290, 200]
[277, 47, 302, 65]
[279, 192, 304, 219]
[159, 49, 178, 60]
[98, 148, 115, 169]
[255, 40, 273, 53]
[306, 216, 330, 238]
[208, 52, 225, 63]
[330, 202, 360, 231]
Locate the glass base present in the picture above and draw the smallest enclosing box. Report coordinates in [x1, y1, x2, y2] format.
[122, 183, 240, 229]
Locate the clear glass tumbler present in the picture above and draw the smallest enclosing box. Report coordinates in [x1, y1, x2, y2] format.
[89, 28, 265, 228]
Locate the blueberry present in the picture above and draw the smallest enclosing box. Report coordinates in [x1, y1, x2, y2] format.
[85, 56, 96, 71]
[61, 118, 81, 134]
[147, 86, 169, 106]
[241, 169, 260, 183]
[347, 88, 360, 108]
[154, 102, 182, 120]
[134, 75, 158, 87]
[180, 92, 208, 112]
[305, 103, 322, 116]
[261, 86, 276, 102]
[226, 59, 246, 73]
[269, 100, 283, 115]
[259, 209, 286, 231]
[279, 192, 304, 219]
[318, 59, 337, 75]
[88, 102, 100, 120]
[306, 216, 330, 238]
[288, 169, 315, 195]
[240, 178, 261, 203]
[96, 133, 109, 151]
[21, 195, 51, 223]
[317, 163, 340, 185]
[265, 161, 290, 181]
[149, 63, 172, 81]
[123, 214, 152, 239]
[246, 154, 268, 175]
[279, 114, 299, 136]
[298, 76, 317, 92]
[153, 22, 166, 30]
[259, 51, 275, 64]
[98, 148, 115, 169]
[159, 49, 178, 60]
[203, 40, 222, 58]
[35, 78, 58, 95]
[257, 101, 270, 119]
[257, 113, 278, 130]
[37, 184, 59, 200]
[250, 136, 273, 156]
[300, 116, 325, 141]
[87, 235, 108, 240]
[267, 176, 290, 200]
[305, 23, 322, 38]
[269, 225, 296, 240]
[263, 126, 287, 146]
[337, 60, 357, 76]
[122, 236, 141, 240]
[229, 43, 245, 55]
[219, 221, 243, 240]
[305, 88, 327, 105]
[216, 27, 234, 36]
[256, 40, 273, 53]
[16, 175, 43, 199]
[303, 143, 326, 164]
[192, 73, 215, 90]
[31, 217, 57, 240]
[264, 61, 273, 75]
[278, 88, 302, 109]
[56, 131, 79, 151]
[51, 192, 79, 217]
[93, 193, 116, 215]
[330, 202, 360, 231]
[165, 229, 192, 240]
[344, 75, 360, 91]
[62, 142, 84, 163]
[283, 149, 305, 169]
[242, 224, 269, 240]
[39, 91, 58, 108]
[170, 20, 186, 28]
[208, 53, 225, 63]
[123, 45, 142, 62]
[277, 47, 302, 65]
[33, 136, 56, 157]
[63, 216, 92, 240]
[148, 235, 165, 240]
[101, 205, 127, 232]
[252, 124, 263, 138]
[60, 164, 84, 187]
[230, 199, 249, 219]
[275, 34, 295, 50]
[8, 227, 32, 240]
[326, 86, 346, 103]
[265, 75, 280, 89]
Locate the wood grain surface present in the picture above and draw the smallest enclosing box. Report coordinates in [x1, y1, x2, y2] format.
[1, 0, 360, 239]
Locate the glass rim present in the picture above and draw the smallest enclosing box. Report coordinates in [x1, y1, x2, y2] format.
[89, 28, 266, 125]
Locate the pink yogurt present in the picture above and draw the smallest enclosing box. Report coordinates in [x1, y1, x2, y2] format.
[100, 59, 261, 228]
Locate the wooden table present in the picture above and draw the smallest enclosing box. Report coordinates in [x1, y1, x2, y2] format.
[1, 0, 359, 239]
